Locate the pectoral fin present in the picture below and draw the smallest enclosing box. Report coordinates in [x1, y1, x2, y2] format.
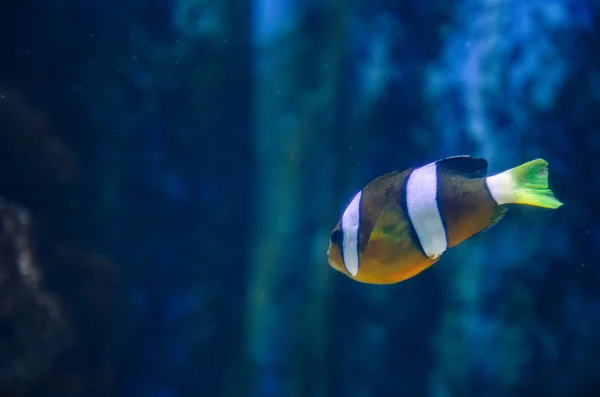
[369, 202, 411, 245]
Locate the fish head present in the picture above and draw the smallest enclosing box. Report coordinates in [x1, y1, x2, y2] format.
[326, 221, 347, 275]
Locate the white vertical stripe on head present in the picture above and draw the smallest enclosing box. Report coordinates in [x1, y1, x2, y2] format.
[341, 190, 362, 276]
[406, 162, 447, 259]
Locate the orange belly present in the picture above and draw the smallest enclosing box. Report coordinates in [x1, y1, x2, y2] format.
[352, 233, 439, 284]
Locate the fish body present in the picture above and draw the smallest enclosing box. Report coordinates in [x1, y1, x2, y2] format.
[326, 156, 563, 284]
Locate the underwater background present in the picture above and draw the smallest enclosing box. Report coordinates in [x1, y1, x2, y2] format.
[0, 0, 598, 396]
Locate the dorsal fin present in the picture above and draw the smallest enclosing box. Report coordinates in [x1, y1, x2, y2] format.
[435, 155, 488, 178]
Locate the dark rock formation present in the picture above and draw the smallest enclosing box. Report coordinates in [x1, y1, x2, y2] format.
[0, 198, 71, 391]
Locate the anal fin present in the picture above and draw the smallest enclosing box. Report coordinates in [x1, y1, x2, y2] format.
[477, 205, 508, 235]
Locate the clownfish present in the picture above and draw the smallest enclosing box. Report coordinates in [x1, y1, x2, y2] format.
[326, 156, 563, 284]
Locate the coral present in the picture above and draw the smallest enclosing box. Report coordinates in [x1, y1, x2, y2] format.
[427, 0, 591, 165]
[426, 1, 594, 395]
[0, 196, 121, 397]
[0, 198, 71, 393]
[0, 84, 122, 397]
[0, 89, 77, 186]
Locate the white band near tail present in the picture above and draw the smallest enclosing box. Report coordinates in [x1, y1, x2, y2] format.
[406, 162, 447, 259]
[485, 171, 514, 205]
[341, 190, 362, 277]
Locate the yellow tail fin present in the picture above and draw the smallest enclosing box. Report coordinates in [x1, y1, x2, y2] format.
[485, 159, 563, 209]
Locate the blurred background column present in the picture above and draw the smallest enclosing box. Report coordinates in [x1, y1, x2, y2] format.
[246, 1, 354, 396]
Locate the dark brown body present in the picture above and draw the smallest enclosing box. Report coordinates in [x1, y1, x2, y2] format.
[327, 163, 503, 284]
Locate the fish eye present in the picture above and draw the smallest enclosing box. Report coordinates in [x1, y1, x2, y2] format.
[330, 229, 343, 245]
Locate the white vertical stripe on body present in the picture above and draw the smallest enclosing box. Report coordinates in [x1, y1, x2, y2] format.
[341, 190, 362, 276]
[406, 162, 447, 259]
